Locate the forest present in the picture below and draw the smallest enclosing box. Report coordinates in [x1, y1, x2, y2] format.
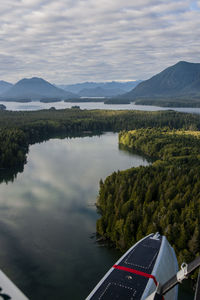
[134, 98, 200, 107]
[0, 108, 200, 278]
[96, 128, 200, 278]
[1, 108, 200, 171]
[104, 98, 130, 104]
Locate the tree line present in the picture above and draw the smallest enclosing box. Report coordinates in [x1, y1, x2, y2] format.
[0, 108, 200, 178]
[0, 108, 200, 279]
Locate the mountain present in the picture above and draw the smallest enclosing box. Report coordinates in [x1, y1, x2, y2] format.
[58, 81, 141, 96]
[78, 86, 125, 97]
[0, 80, 13, 94]
[121, 61, 200, 105]
[1, 77, 78, 101]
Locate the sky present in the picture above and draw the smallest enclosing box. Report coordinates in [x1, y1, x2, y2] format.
[0, 0, 200, 84]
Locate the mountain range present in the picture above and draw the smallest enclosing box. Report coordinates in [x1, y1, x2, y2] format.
[78, 87, 125, 97]
[58, 81, 141, 97]
[1, 61, 200, 106]
[0, 78, 140, 101]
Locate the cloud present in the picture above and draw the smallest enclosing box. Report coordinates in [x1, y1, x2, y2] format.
[0, 0, 199, 83]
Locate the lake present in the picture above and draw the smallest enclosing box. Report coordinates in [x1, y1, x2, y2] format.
[0, 132, 151, 300]
[1, 100, 200, 114]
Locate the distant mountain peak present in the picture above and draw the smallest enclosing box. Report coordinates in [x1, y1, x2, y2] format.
[176, 60, 199, 65]
[176, 60, 189, 65]
[120, 61, 200, 102]
[18, 77, 51, 84]
[174, 61, 200, 69]
[1, 77, 78, 100]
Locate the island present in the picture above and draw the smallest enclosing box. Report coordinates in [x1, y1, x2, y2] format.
[64, 97, 105, 103]
[40, 98, 61, 103]
[0, 104, 6, 110]
[104, 98, 130, 105]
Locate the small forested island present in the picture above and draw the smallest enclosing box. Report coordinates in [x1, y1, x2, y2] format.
[64, 98, 105, 102]
[0, 104, 6, 110]
[97, 128, 200, 270]
[40, 98, 61, 103]
[104, 98, 130, 105]
[71, 105, 80, 109]
[0, 98, 32, 103]
[134, 98, 200, 107]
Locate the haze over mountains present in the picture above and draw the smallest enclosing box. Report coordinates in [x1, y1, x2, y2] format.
[78, 87, 125, 97]
[0, 81, 13, 94]
[0, 78, 140, 101]
[120, 61, 200, 106]
[1, 61, 200, 106]
[58, 81, 141, 97]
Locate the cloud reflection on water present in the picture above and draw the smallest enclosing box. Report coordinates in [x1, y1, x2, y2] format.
[0, 132, 149, 299]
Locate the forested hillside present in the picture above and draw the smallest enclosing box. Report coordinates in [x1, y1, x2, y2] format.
[97, 129, 200, 271]
[121, 61, 200, 106]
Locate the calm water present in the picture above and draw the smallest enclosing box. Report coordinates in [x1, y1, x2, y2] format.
[0, 133, 150, 300]
[1, 100, 200, 114]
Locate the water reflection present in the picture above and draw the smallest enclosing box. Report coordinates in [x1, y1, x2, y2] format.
[118, 143, 155, 164]
[0, 133, 150, 299]
[0, 166, 24, 184]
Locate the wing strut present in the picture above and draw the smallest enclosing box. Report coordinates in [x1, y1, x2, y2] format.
[145, 256, 200, 300]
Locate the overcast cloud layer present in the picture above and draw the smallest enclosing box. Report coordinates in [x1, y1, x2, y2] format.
[0, 0, 200, 84]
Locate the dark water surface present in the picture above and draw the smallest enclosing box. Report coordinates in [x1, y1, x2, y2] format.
[0, 133, 194, 299]
[0, 133, 150, 300]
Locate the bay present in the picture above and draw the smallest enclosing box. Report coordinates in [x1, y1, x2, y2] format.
[0, 132, 150, 300]
[1, 100, 200, 114]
